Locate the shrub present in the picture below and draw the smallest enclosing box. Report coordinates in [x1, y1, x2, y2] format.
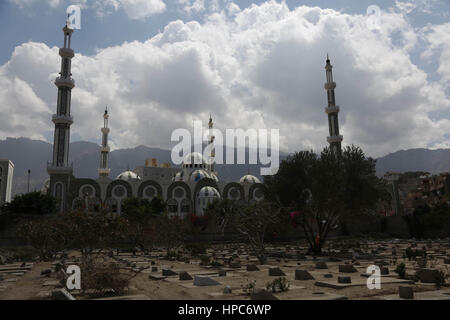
[199, 255, 211, 266]
[435, 270, 448, 289]
[395, 263, 406, 279]
[184, 243, 208, 257]
[81, 258, 130, 298]
[242, 279, 256, 295]
[405, 247, 426, 261]
[266, 277, 290, 293]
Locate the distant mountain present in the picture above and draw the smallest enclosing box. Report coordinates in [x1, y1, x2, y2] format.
[375, 148, 450, 177]
[3, 138, 449, 197]
[0, 137, 287, 196]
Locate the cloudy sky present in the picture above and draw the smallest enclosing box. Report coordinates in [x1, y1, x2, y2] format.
[0, 0, 449, 158]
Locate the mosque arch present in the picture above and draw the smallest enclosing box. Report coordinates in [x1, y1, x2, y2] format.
[106, 180, 132, 199]
[70, 179, 101, 199]
[222, 182, 245, 201]
[248, 183, 267, 202]
[167, 181, 191, 200]
[137, 180, 163, 199]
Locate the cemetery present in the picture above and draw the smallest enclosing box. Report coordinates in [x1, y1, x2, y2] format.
[0, 238, 449, 300]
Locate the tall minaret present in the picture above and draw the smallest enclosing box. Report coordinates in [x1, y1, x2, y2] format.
[98, 107, 111, 178]
[324, 54, 343, 157]
[207, 114, 216, 173]
[47, 16, 75, 212]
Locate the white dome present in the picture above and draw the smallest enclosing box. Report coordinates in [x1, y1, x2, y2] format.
[198, 186, 220, 198]
[190, 169, 210, 182]
[239, 174, 261, 184]
[209, 172, 219, 182]
[41, 178, 50, 193]
[183, 152, 205, 167]
[116, 171, 141, 181]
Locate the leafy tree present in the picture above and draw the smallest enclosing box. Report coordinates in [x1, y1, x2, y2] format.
[206, 199, 283, 264]
[2, 192, 56, 216]
[154, 214, 194, 257]
[409, 203, 450, 238]
[264, 145, 387, 254]
[121, 197, 166, 250]
[16, 218, 66, 260]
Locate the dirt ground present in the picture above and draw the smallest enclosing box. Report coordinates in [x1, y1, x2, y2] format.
[0, 239, 449, 300]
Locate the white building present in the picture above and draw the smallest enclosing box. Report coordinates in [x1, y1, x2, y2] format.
[0, 160, 14, 206]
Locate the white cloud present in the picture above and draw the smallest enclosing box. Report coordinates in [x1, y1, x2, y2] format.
[1, 1, 450, 158]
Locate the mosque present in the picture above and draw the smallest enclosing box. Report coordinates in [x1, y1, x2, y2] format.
[45, 19, 343, 216]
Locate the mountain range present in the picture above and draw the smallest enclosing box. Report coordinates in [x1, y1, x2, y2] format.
[1, 137, 449, 197]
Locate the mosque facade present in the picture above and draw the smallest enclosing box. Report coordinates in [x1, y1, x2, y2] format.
[46, 20, 266, 216]
[45, 20, 342, 216]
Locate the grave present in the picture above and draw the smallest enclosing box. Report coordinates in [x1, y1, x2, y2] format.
[338, 264, 358, 273]
[399, 286, 414, 299]
[162, 269, 178, 276]
[246, 264, 259, 271]
[179, 271, 193, 281]
[295, 269, 315, 280]
[250, 289, 278, 300]
[193, 275, 220, 286]
[269, 267, 285, 276]
[315, 262, 328, 269]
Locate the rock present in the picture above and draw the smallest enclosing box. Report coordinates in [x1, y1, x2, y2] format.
[399, 286, 414, 299]
[444, 258, 450, 265]
[338, 264, 358, 273]
[380, 267, 389, 275]
[0, 274, 4, 281]
[324, 274, 333, 278]
[218, 270, 227, 277]
[315, 262, 328, 269]
[162, 269, 178, 276]
[51, 289, 76, 300]
[193, 275, 220, 286]
[151, 267, 158, 272]
[295, 269, 315, 280]
[416, 269, 440, 283]
[338, 276, 351, 284]
[246, 264, 259, 271]
[229, 262, 241, 268]
[269, 267, 285, 276]
[179, 271, 193, 281]
[223, 286, 232, 294]
[250, 289, 278, 300]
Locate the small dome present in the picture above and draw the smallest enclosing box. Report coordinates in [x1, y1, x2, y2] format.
[239, 174, 261, 185]
[198, 186, 220, 198]
[173, 171, 185, 182]
[41, 178, 50, 193]
[116, 171, 141, 181]
[190, 169, 210, 182]
[183, 152, 205, 168]
[209, 172, 219, 182]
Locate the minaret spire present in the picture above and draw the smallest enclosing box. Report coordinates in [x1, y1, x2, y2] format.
[47, 18, 76, 212]
[324, 55, 343, 157]
[207, 114, 216, 173]
[99, 107, 111, 178]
